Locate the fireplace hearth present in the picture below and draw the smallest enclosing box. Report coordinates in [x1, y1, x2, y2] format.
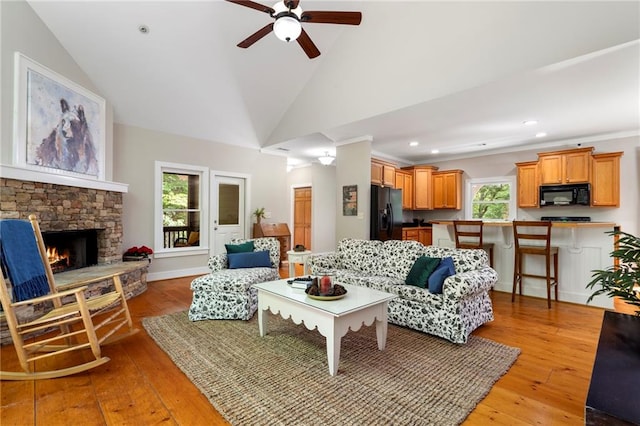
[42, 230, 99, 273]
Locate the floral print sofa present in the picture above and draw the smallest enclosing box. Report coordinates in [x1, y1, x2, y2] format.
[308, 238, 497, 344]
[188, 238, 280, 321]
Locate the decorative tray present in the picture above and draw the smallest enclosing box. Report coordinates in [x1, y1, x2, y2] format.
[307, 292, 347, 301]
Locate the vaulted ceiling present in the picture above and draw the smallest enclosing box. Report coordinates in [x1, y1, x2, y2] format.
[28, 1, 640, 167]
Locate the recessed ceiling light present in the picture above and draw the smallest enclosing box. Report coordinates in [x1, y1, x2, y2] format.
[138, 25, 149, 34]
[523, 120, 538, 126]
[535, 132, 547, 138]
[409, 141, 419, 147]
[431, 149, 439, 154]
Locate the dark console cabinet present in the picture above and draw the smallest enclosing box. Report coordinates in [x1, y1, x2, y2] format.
[585, 311, 640, 425]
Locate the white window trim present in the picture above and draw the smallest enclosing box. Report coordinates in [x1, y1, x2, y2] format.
[154, 161, 209, 258]
[464, 176, 516, 221]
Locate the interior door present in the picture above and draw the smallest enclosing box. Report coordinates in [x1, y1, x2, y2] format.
[212, 175, 245, 254]
[293, 187, 312, 250]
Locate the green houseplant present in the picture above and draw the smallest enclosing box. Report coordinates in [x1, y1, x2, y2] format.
[586, 230, 640, 316]
[252, 207, 266, 224]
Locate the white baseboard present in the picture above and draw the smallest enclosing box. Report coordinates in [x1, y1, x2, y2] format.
[493, 280, 612, 309]
[147, 266, 209, 282]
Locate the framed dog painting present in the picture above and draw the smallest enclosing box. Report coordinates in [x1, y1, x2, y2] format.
[13, 52, 106, 180]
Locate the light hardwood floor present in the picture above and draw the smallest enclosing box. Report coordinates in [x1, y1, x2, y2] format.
[1, 269, 604, 425]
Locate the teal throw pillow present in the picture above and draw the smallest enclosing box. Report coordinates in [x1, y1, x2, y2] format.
[228, 250, 271, 269]
[428, 257, 456, 294]
[405, 256, 441, 288]
[225, 241, 254, 254]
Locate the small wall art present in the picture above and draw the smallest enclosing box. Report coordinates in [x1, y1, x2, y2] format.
[13, 52, 106, 180]
[342, 185, 358, 216]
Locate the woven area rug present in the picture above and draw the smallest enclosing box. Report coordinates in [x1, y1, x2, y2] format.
[143, 311, 519, 426]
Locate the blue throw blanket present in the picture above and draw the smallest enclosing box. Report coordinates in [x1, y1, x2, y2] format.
[0, 220, 50, 302]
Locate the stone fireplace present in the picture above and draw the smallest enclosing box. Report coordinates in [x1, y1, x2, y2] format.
[0, 177, 124, 263]
[0, 176, 149, 346]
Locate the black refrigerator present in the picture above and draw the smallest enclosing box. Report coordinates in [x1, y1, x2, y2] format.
[370, 185, 403, 241]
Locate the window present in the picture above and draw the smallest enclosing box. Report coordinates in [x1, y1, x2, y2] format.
[155, 162, 208, 256]
[465, 177, 516, 221]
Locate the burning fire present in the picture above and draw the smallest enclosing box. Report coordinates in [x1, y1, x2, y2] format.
[46, 246, 70, 269]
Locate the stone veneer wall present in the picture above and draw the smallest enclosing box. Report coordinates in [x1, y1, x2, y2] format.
[0, 178, 123, 264]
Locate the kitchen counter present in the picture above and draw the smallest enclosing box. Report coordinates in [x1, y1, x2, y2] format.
[430, 220, 617, 228]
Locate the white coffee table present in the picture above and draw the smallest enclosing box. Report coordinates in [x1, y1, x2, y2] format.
[252, 279, 396, 376]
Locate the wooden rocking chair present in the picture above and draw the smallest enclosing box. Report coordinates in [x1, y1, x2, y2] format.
[0, 215, 138, 380]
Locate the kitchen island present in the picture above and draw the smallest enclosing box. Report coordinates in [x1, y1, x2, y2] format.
[430, 220, 619, 308]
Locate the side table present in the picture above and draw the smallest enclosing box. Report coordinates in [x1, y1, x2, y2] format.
[286, 250, 312, 278]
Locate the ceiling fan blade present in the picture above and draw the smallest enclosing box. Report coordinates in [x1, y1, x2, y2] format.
[226, 0, 275, 15]
[237, 23, 274, 48]
[297, 29, 320, 59]
[301, 11, 362, 25]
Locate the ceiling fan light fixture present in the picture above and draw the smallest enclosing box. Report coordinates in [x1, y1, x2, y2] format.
[273, 15, 302, 42]
[318, 152, 335, 166]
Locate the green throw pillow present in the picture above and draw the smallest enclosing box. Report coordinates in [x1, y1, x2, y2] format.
[225, 241, 255, 254]
[405, 256, 441, 288]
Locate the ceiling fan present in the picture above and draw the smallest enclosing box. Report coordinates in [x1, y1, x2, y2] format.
[226, 0, 362, 59]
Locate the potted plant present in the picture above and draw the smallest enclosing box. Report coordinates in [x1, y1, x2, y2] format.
[252, 207, 266, 224]
[586, 230, 640, 316]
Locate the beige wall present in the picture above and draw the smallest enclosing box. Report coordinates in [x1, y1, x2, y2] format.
[113, 124, 289, 280]
[336, 140, 371, 241]
[310, 163, 337, 252]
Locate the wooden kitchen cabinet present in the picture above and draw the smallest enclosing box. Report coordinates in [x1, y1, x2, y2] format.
[402, 227, 432, 246]
[371, 159, 396, 187]
[371, 161, 383, 186]
[591, 152, 622, 207]
[516, 161, 539, 208]
[419, 228, 432, 246]
[432, 170, 463, 209]
[538, 147, 592, 184]
[402, 165, 438, 210]
[395, 169, 413, 209]
[402, 228, 419, 241]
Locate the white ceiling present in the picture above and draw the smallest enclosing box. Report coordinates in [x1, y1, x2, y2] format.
[27, 1, 640, 167]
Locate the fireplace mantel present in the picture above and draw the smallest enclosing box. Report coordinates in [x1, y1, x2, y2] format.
[0, 164, 128, 193]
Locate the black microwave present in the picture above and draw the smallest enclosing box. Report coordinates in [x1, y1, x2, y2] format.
[539, 183, 590, 207]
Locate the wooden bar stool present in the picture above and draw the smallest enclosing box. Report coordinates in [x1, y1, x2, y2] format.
[453, 220, 494, 267]
[512, 221, 558, 308]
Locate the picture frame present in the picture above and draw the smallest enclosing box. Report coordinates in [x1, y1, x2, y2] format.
[342, 185, 358, 216]
[13, 52, 106, 180]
